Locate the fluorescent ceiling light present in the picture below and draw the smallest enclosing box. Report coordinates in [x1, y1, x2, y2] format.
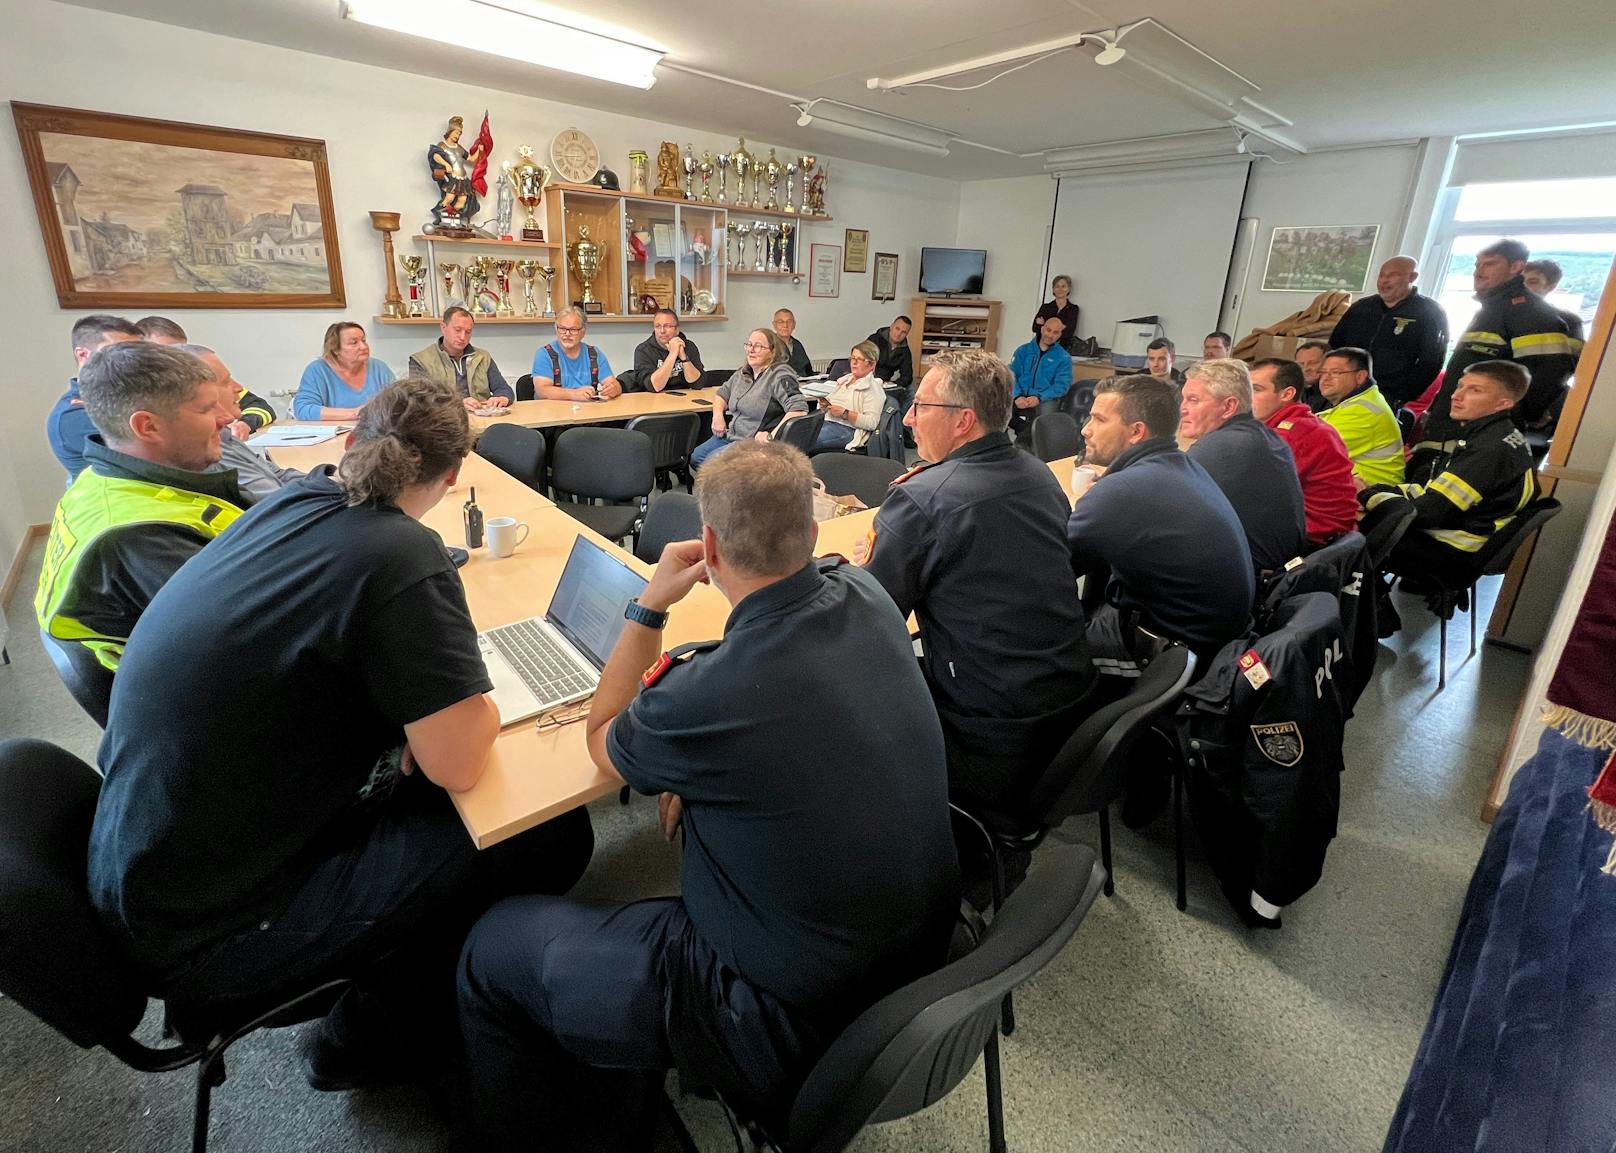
[340, 0, 664, 89]
[792, 100, 954, 156]
[1042, 130, 1245, 171]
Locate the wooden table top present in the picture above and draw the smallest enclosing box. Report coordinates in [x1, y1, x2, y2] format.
[476, 387, 720, 431]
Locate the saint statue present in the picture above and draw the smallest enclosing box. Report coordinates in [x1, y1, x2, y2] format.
[428, 115, 487, 234]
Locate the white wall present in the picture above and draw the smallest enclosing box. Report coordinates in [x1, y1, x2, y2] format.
[955, 175, 1057, 355]
[0, 2, 961, 555]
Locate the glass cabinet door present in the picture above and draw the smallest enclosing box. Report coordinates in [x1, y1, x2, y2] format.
[677, 204, 726, 319]
[622, 197, 678, 319]
[560, 192, 623, 316]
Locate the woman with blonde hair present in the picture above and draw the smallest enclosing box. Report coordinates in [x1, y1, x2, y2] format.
[813, 340, 886, 452]
[293, 322, 396, 420]
[691, 326, 807, 467]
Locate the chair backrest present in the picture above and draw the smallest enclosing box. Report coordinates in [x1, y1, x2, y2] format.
[785, 844, 1105, 1153]
[0, 738, 148, 1050]
[552, 426, 655, 503]
[702, 368, 734, 391]
[635, 491, 702, 564]
[774, 410, 826, 454]
[1030, 411, 1081, 462]
[1029, 647, 1196, 825]
[474, 423, 548, 492]
[1477, 498, 1562, 577]
[1363, 502, 1418, 571]
[811, 453, 907, 509]
[39, 630, 114, 728]
[625, 411, 704, 472]
[514, 373, 536, 402]
[1057, 380, 1097, 423]
[825, 358, 851, 380]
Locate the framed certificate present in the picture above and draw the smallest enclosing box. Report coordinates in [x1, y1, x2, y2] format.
[843, 228, 869, 273]
[809, 243, 841, 298]
[872, 252, 899, 301]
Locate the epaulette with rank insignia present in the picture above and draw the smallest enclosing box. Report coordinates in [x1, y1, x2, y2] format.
[641, 639, 721, 688]
[890, 461, 930, 485]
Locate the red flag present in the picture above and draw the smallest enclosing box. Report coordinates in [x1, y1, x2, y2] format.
[470, 111, 494, 198]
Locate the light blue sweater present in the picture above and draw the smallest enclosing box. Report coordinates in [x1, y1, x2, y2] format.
[292, 358, 395, 419]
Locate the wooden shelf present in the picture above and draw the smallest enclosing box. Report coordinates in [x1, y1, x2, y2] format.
[546, 182, 831, 221]
[729, 270, 799, 279]
[724, 204, 832, 222]
[375, 313, 727, 326]
[411, 234, 559, 250]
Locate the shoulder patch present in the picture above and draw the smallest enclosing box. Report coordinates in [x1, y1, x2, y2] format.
[1277, 420, 1294, 430]
[641, 639, 721, 687]
[640, 652, 674, 688]
[891, 462, 928, 485]
[1238, 649, 1271, 690]
[1251, 721, 1304, 766]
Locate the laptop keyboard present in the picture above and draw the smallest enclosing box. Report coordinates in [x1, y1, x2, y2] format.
[485, 619, 595, 707]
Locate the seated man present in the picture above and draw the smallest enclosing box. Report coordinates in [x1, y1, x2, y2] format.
[35, 342, 250, 672]
[135, 315, 188, 344]
[772, 307, 814, 376]
[182, 345, 305, 499]
[631, 307, 705, 392]
[1293, 340, 1331, 412]
[141, 314, 280, 431]
[1069, 375, 1252, 673]
[1363, 360, 1539, 597]
[1144, 336, 1185, 387]
[1250, 358, 1359, 545]
[530, 308, 622, 401]
[458, 442, 957, 1144]
[46, 314, 143, 478]
[1006, 315, 1074, 444]
[868, 314, 914, 402]
[408, 305, 514, 409]
[1202, 330, 1233, 360]
[1317, 347, 1405, 486]
[859, 350, 1094, 811]
[1180, 359, 1308, 574]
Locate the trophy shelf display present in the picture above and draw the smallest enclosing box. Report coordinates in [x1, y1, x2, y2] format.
[411, 234, 559, 249]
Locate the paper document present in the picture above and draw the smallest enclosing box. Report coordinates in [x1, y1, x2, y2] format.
[249, 424, 348, 447]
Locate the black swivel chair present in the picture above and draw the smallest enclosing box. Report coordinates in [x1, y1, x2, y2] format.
[772, 410, 826, 455]
[39, 630, 115, 728]
[810, 454, 906, 509]
[1030, 411, 1082, 462]
[634, 491, 702, 566]
[1363, 502, 1419, 572]
[474, 423, 548, 493]
[1056, 381, 1097, 425]
[551, 427, 656, 546]
[823, 358, 851, 380]
[514, 373, 536, 402]
[701, 368, 735, 391]
[673, 844, 1106, 1153]
[626, 412, 704, 493]
[0, 738, 348, 1153]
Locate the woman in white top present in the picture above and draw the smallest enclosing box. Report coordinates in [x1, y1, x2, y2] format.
[812, 341, 887, 452]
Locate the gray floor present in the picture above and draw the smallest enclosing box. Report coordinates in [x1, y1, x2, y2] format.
[0, 541, 1528, 1153]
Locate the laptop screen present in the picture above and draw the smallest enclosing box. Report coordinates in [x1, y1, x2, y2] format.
[546, 537, 650, 670]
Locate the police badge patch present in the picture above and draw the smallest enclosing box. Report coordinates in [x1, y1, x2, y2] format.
[1393, 317, 1414, 335]
[1251, 721, 1304, 766]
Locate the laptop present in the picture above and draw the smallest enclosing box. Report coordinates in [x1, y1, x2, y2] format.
[478, 536, 649, 725]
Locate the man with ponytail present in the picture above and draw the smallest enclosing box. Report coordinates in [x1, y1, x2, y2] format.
[88, 376, 594, 1093]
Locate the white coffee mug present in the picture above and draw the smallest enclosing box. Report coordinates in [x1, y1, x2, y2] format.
[486, 516, 530, 558]
[1071, 464, 1100, 501]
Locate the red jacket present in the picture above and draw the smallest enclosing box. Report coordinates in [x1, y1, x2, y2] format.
[1264, 403, 1359, 544]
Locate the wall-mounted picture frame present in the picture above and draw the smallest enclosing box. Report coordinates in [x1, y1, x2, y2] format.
[872, 252, 899, 301]
[843, 228, 869, 273]
[13, 102, 346, 310]
[1260, 224, 1380, 293]
[809, 243, 841, 298]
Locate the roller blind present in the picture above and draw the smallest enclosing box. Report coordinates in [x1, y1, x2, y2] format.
[1450, 128, 1616, 186]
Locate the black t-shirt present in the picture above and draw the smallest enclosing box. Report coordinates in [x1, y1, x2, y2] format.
[629, 333, 705, 391]
[88, 467, 491, 972]
[607, 560, 958, 1017]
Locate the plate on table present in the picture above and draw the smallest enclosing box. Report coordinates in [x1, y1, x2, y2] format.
[690, 289, 716, 315]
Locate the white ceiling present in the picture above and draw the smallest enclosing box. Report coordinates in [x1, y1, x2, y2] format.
[64, 0, 1616, 179]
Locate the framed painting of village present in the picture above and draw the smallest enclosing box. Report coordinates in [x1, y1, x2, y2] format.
[12, 103, 345, 309]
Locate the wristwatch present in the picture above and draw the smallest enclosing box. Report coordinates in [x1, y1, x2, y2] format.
[624, 598, 669, 629]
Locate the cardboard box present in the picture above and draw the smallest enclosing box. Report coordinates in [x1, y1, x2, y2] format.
[1241, 333, 1303, 362]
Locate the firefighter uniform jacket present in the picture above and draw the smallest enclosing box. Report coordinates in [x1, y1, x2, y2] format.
[1362, 411, 1538, 556]
[1176, 591, 1348, 909]
[1417, 274, 1577, 461]
[1328, 288, 1449, 408]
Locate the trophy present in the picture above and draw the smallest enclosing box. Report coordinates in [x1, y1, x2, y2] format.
[808, 161, 828, 216]
[681, 144, 697, 201]
[733, 137, 754, 207]
[439, 261, 464, 309]
[783, 161, 798, 214]
[399, 254, 427, 316]
[798, 155, 816, 215]
[698, 150, 715, 203]
[568, 226, 606, 314]
[778, 220, 793, 272]
[767, 223, 782, 272]
[508, 145, 551, 242]
[655, 142, 683, 198]
[732, 222, 750, 271]
[691, 230, 711, 267]
[515, 259, 541, 317]
[628, 149, 649, 196]
[716, 152, 731, 203]
[493, 258, 516, 316]
[539, 265, 556, 316]
[763, 149, 782, 210]
[466, 256, 494, 314]
[368, 211, 408, 319]
[753, 223, 765, 272]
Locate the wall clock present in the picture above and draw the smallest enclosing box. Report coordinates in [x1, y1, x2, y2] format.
[550, 128, 600, 184]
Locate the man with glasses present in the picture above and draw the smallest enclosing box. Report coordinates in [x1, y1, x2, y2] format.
[630, 308, 705, 392]
[856, 350, 1093, 814]
[1316, 347, 1405, 486]
[531, 307, 622, 401]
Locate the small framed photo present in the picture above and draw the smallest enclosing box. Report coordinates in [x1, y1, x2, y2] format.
[872, 252, 898, 301]
[809, 243, 841, 298]
[843, 228, 869, 273]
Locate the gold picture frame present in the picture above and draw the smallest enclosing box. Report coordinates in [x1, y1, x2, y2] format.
[843, 228, 869, 273]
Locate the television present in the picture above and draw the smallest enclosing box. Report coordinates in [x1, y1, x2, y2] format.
[919, 247, 986, 296]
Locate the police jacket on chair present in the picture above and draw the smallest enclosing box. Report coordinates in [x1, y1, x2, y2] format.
[1328, 289, 1449, 408]
[1177, 590, 1349, 910]
[1256, 531, 1375, 712]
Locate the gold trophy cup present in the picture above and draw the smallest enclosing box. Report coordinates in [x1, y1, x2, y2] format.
[508, 146, 551, 242]
[439, 262, 463, 309]
[568, 226, 607, 314]
[493, 259, 516, 316]
[398, 254, 427, 317]
[515, 260, 541, 317]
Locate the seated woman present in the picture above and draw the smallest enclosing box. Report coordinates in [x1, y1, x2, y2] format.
[1032, 274, 1080, 353]
[86, 376, 593, 1089]
[813, 340, 886, 452]
[691, 329, 806, 467]
[293, 322, 396, 420]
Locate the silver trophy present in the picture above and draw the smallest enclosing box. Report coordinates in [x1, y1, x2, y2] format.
[516, 259, 541, 317]
[767, 223, 782, 272]
[753, 223, 766, 272]
[698, 150, 715, 203]
[539, 265, 556, 316]
[783, 159, 798, 214]
[716, 152, 731, 203]
[799, 155, 817, 214]
[681, 143, 697, 201]
[733, 222, 751, 270]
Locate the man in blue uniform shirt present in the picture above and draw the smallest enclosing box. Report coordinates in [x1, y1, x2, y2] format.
[530, 307, 623, 400]
[1006, 314, 1075, 445]
[858, 349, 1094, 812]
[458, 442, 958, 1147]
[45, 314, 144, 478]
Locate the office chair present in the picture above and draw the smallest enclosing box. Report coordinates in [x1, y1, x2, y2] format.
[772, 411, 826, 455]
[669, 844, 1106, 1153]
[1030, 411, 1082, 462]
[810, 454, 906, 509]
[701, 368, 735, 391]
[39, 630, 114, 728]
[474, 423, 548, 493]
[626, 412, 704, 493]
[552, 427, 655, 546]
[634, 491, 702, 566]
[823, 358, 851, 380]
[0, 737, 347, 1153]
[514, 373, 536, 402]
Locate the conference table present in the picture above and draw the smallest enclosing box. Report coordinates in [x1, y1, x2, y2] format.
[472, 386, 720, 431]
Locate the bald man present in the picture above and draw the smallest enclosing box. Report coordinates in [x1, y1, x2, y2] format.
[1328, 256, 1449, 408]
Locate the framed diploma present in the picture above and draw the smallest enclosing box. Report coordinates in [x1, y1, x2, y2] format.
[809, 243, 841, 298]
[843, 228, 869, 273]
[872, 252, 898, 301]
